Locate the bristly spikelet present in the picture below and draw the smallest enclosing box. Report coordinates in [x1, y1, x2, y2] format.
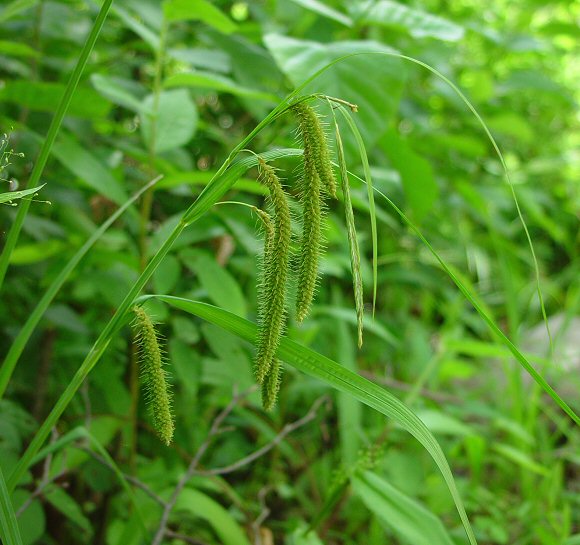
[253, 207, 274, 261]
[295, 168, 321, 323]
[292, 101, 328, 322]
[254, 159, 291, 390]
[293, 102, 338, 199]
[261, 358, 282, 411]
[132, 306, 174, 445]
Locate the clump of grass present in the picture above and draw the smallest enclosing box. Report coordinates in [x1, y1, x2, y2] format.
[132, 306, 174, 445]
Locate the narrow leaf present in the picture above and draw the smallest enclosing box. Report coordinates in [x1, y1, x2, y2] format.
[0, 465, 22, 545]
[336, 106, 378, 317]
[289, 0, 353, 26]
[330, 106, 364, 347]
[353, 470, 454, 545]
[0, 185, 45, 204]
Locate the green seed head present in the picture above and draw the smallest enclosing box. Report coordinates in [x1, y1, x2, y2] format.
[293, 102, 338, 199]
[254, 160, 291, 397]
[261, 358, 283, 411]
[132, 306, 174, 445]
[293, 101, 336, 322]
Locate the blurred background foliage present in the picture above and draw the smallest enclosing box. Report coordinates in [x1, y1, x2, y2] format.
[0, 0, 579, 543]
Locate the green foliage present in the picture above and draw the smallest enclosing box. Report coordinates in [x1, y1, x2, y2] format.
[1, 0, 579, 544]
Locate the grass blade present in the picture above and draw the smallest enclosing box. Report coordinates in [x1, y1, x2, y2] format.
[353, 171, 579, 426]
[0, 0, 114, 291]
[0, 185, 45, 204]
[329, 103, 364, 347]
[353, 470, 454, 545]
[335, 105, 377, 317]
[146, 295, 478, 545]
[0, 465, 22, 545]
[0, 176, 161, 399]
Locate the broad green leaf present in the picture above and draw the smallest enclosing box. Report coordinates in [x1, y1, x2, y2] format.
[11, 491, 43, 545]
[487, 113, 534, 144]
[382, 129, 438, 220]
[44, 486, 92, 534]
[0, 81, 110, 119]
[500, 69, 572, 100]
[148, 296, 477, 545]
[51, 134, 128, 205]
[140, 89, 198, 154]
[168, 47, 231, 73]
[9, 240, 66, 265]
[153, 254, 180, 294]
[0, 185, 45, 204]
[181, 251, 247, 317]
[0, 40, 38, 58]
[207, 33, 284, 119]
[90, 74, 149, 113]
[289, 0, 353, 26]
[0, 464, 22, 545]
[290, 523, 324, 545]
[0, 0, 38, 23]
[353, 470, 455, 545]
[353, 0, 464, 41]
[164, 71, 279, 102]
[493, 443, 549, 476]
[415, 410, 475, 437]
[163, 0, 236, 33]
[174, 488, 251, 545]
[201, 324, 254, 391]
[264, 34, 404, 149]
[111, 4, 159, 50]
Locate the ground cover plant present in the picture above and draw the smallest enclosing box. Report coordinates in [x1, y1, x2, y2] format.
[0, 0, 579, 544]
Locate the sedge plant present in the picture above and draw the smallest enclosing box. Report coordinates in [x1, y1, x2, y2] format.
[2, 42, 580, 545]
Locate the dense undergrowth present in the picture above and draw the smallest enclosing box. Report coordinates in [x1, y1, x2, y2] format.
[0, 1, 579, 544]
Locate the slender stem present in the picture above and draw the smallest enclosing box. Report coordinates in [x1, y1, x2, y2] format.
[0, 0, 115, 291]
